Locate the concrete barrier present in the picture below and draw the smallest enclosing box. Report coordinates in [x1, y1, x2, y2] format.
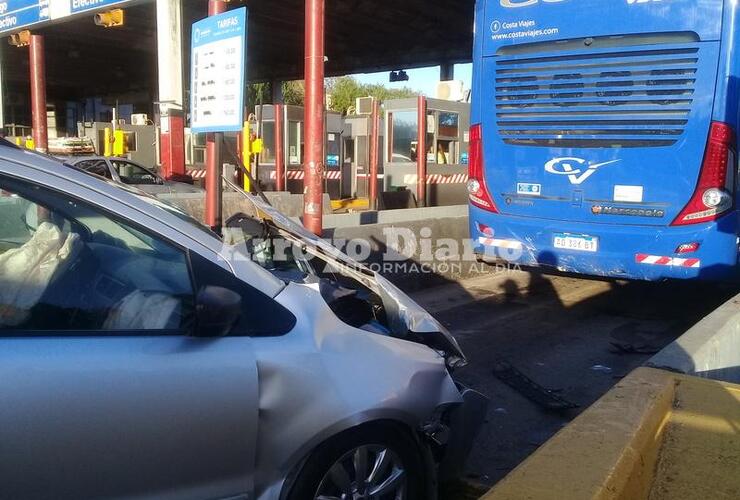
[321, 205, 500, 292]
[648, 293, 740, 384]
[482, 367, 740, 500]
[322, 205, 469, 229]
[157, 191, 332, 221]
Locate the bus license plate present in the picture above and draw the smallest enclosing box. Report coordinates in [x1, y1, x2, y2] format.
[554, 233, 598, 252]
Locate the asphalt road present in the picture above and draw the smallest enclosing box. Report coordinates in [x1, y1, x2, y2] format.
[412, 270, 735, 498]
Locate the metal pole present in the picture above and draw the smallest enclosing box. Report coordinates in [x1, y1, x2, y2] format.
[416, 95, 427, 207]
[29, 34, 48, 153]
[368, 99, 380, 210]
[303, 0, 325, 236]
[440, 62, 455, 82]
[156, 0, 186, 179]
[204, 0, 227, 231]
[208, 0, 226, 16]
[275, 103, 285, 191]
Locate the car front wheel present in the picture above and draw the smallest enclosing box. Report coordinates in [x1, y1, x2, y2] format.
[287, 424, 428, 500]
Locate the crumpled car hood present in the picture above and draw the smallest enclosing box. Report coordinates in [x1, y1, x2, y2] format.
[236, 189, 467, 368]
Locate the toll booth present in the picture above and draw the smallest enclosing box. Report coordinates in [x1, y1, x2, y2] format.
[255, 105, 346, 199]
[185, 129, 207, 168]
[344, 113, 385, 200]
[77, 121, 158, 166]
[384, 98, 470, 207]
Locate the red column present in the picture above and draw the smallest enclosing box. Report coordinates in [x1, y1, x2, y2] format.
[204, 0, 228, 231]
[303, 0, 325, 236]
[161, 112, 185, 179]
[29, 34, 47, 153]
[274, 104, 286, 191]
[416, 95, 427, 207]
[368, 99, 380, 210]
[208, 0, 227, 16]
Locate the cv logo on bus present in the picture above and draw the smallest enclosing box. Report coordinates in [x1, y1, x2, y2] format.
[545, 157, 620, 185]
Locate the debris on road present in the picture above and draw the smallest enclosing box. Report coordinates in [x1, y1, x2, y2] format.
[492, 360, 579, 411]
[590, 364, 614, 374]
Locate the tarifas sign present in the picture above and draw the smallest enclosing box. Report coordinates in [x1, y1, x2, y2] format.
[190, 7, 248, 134]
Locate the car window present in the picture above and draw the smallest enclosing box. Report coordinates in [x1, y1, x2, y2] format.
[189, 251, 297, 337]
[0, 176, 194, 333]
[112, 161, 161, 185]
[76, 159, 112, 179]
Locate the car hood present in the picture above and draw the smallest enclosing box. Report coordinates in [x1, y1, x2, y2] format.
[234, 189, 467, 368]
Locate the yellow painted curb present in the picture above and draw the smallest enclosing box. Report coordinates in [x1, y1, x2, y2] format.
[331, 198, 370, 211]
[482, 367, 740, 500]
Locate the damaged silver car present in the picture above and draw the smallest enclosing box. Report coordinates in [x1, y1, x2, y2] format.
[0, 141, 486, 500]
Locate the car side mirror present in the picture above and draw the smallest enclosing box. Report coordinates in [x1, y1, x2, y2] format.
[193, 286, 242, 337]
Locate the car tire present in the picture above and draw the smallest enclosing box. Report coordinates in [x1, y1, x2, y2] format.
[287, 423, 429, 500]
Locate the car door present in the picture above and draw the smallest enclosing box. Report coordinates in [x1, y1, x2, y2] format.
[0, 174, 259, 500]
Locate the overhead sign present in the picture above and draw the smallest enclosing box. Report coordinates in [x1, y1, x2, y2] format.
[0, 1, 50, 35]
[190, 7, 247, 134]
[0, 0, 135, 36]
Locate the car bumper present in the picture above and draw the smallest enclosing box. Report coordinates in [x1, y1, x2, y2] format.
[469, 205, 739, 281]
[437, 384, 489, 481]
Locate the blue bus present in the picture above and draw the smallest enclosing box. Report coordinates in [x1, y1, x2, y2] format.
[469, 0, 739, 281]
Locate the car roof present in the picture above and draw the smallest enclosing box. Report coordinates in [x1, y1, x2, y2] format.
[0, 141, 285, 296]
[69, 156, 142, 162]
[67, 155, 106, 161]
[0, 142, 199, 240]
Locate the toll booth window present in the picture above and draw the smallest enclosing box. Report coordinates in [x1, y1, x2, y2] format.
[389, 110, 418, 164]
[288, 121, 302, 165]
[261, 121, 276, 163]
[124, 132, 138, 152]
[438, 112, 459, 137]
[431, 112, 459, 165]
[435, 140, 457, 165]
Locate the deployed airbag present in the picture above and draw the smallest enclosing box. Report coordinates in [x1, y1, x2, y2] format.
[103, 291, 181, 330]
[0, 222, 81, 327]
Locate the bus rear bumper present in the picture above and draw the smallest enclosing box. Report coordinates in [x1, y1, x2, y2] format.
[469, 206, 739, 281]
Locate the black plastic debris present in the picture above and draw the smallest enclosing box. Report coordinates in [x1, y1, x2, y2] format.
[492, 360, 579, 411]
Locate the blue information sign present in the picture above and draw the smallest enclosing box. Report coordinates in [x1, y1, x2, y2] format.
[190, 7, 247, 134]
[69, 0, 128, 15]
[0, 1, 50, 35]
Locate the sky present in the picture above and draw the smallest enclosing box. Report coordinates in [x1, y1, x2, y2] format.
[353, 63, 473, 98]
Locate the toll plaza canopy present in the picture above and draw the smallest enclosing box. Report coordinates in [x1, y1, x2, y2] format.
[1, 0, 474, 111]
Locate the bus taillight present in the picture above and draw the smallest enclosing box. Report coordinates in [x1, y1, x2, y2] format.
[467, 124, 498, 212]
[672, 121, 736, 226]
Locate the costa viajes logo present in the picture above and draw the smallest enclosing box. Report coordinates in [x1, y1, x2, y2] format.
[545, 157, 620, 185]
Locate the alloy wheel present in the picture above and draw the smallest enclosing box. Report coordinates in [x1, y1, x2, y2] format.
[314, 444, 407, 500]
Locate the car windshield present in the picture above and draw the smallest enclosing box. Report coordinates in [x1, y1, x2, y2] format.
[132, 192, 221, 240]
